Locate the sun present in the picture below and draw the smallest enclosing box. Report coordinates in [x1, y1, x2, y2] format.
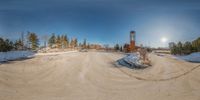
[161, 37, 168, 43]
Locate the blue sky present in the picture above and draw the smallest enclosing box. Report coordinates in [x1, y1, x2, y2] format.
[0, 0, 200, 47]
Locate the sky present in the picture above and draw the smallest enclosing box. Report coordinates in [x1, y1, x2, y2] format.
[0, 0, 200, 47]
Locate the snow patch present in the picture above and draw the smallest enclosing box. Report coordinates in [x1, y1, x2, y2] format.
[176, 52, 200, 63]
[0, 51, 35, 62]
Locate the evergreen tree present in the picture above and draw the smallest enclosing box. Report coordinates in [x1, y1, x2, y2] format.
[192, 37, 200, 52]
[56, 35, 61, 48]
[64, 35, 69, 48]
[27, 32, 39, 50]
[197, 37, 200, 51]
[70, 38, 74, 48]
[48, 33, 56, 48]
[183, 41, 192, 54]
[0, 37, 14, 52]
[14, 39, 23, 50]
[83, 39, 87, 49]
[61, 35, 64, 48]
[5, 39, 13, 51]
[114, 44, 120, 51]
[60, 35, 68, 48]
[177, 42, 183, 55]
[171, 44, 178, 55]
[0, 37, 5, 52]
[169, 37, 200, 55]
[74, 38, 78, 47]
[169, 42, 176, 54]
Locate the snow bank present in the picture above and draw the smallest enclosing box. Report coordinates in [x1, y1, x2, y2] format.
[0, 51, 35, 62]
[117, 53, 149, 69]
[177, 52, 200, 63]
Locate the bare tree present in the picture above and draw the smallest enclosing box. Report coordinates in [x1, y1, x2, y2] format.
[138, 48, 151, 66]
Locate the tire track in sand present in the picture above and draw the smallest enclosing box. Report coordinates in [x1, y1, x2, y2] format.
[104, 53, 200, 81]
[114, 64, 200, 81]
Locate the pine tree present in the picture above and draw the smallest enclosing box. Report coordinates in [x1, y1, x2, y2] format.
[177, 42, 183, 55]
[172, 44, 178, 55]
[83, 39, 87, 49]
[48, 33, 56, 48]
[61, 35, 64, 48]
[192, 37, 200, 52]
[0, 38, 14, 52]
[27, 32, 39, 50]
[169, 42, 176, 55]
[183, 41, 192, 54]
[74, 38, 78, 47]
[197, 37, 200, 51]
[63, 35, 69, 48]
[69, 38, 75, 48]
[5, 39, 13, 51]
[70, 38, 73, 48]
[169, 37, 200, 55]
[56, 35, 61, 48]
[114, 44, 120, 51]
[14, 39, 23, 50]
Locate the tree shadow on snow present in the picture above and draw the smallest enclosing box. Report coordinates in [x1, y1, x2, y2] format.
[0, 51, 36, 65]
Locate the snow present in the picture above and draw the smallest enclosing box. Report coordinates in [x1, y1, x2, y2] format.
[176, 52, 200, 63]
[36, 50, 78, 56]
[117, 53, 149, 69]
[0, 51, 35, 62]
[0, 50, 78, 62]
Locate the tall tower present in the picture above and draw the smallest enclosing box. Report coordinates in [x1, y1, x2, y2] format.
[130, 31, 136, 51]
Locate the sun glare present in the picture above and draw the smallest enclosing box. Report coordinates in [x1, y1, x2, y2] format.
[161, 37, 168, 43]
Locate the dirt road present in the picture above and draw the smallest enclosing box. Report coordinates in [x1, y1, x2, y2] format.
[0, 52, 200, 100]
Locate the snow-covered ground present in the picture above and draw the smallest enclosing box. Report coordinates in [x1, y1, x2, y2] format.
[0, 51, 35, 62]
[36, 50, 78, 56]
[175, 52, 200, 63]
[0, 50, 78, 62]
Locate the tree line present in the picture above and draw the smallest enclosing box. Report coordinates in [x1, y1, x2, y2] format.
[114, 44, 123, 52]
[0, 32, 89, 52]
[0, 32, 39, 52]
[48, 33, 88, 49]
[169, 37, 200, 55]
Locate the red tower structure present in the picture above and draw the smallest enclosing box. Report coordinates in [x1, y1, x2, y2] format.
[130, 31, 136, 52]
